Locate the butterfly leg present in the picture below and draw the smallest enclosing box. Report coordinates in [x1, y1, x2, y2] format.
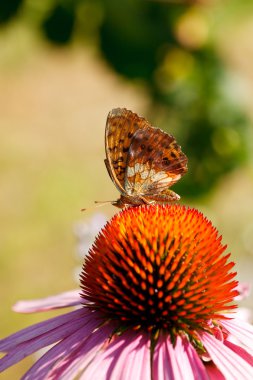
[139, 196, 156, 205]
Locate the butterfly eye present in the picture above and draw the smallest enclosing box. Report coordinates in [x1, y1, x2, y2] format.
[147, 146, 153, 153]
[141, 144, 146, 150]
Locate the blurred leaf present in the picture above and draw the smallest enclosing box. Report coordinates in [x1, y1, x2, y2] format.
[98, 0, 186, 79]
[42, 3, 75, 44]
[152, 47, 249, 198]
[0, 0, 23, 24]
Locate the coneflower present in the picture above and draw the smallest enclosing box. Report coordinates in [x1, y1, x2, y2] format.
[1, 205, 252, 379]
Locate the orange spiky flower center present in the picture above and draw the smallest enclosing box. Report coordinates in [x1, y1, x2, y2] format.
[80, 205, 238, 338]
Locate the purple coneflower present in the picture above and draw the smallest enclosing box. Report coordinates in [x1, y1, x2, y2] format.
[1, 204, 253, 379]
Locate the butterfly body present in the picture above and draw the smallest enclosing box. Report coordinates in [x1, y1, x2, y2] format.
[105, 108, 188, 209]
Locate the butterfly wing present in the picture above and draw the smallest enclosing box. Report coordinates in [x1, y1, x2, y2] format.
[124, 127, 188, 199]
[105, 108, 150, 193]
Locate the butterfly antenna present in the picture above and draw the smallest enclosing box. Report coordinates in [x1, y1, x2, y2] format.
[94, 200, 113, 206]
[81, 200, 113, 212]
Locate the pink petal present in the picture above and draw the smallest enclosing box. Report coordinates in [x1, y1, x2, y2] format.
[13, 290, 82, 313]
[233, 307, 252, 323]
[21, 322, 113, 380]
[221, 318, 253, 350]
[50, 324, 116, 380]
[204, 362, 225, 380]
[235, 283, 251, 301]
[0, 309, 97, 372]
[153, 335, 208, 380]
[153, 334, 174, 379]
[0, 309, 86, 352]
[201, 332, 253, 380]
[180, 336, 209, 380]
[224, 340, 253, 366]
[80, 331, 151, 380]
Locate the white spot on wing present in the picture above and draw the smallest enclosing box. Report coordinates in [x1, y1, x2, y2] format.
[134, 163, 141, 173]
[140, 170, 149, 180]
[125, 163, 182, 195]
[127, 163, 145, 178]
[127, 166, 135, 177]
[152, 172, 171, 184]
[151, 172, 181, 184]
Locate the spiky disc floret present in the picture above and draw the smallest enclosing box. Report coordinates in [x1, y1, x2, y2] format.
[80, 205, 238, 337]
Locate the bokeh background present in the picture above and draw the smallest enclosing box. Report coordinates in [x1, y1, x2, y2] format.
[1, 0, 253, 378]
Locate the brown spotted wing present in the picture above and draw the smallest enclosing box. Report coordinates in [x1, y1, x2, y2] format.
[104, 108, 188, 208]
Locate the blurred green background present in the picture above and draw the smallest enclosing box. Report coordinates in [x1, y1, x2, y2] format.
[1, 0, 253, 377]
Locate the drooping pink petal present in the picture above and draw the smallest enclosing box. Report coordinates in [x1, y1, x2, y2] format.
[224, 340, 253, 366]
[0, 309, 86, 352]
[153, 334, 173, 380]
[234, 307, 252, 323]
[221, 318, 253, 350]
[235, 283, 250, 301]
[201, 332, 253, 380]
[153, 335, 208, 380]
[21, 323, 113, 380]
[79, 331, 151, 380]
[13, 290, 82, 313]
[204, 362, 225, 380]
[180, 336, 209, 380]
[0, 309, 97, 372]
[49, 324, 114, 380]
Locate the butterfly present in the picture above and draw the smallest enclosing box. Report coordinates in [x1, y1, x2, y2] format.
[104, 108, 188, 208]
